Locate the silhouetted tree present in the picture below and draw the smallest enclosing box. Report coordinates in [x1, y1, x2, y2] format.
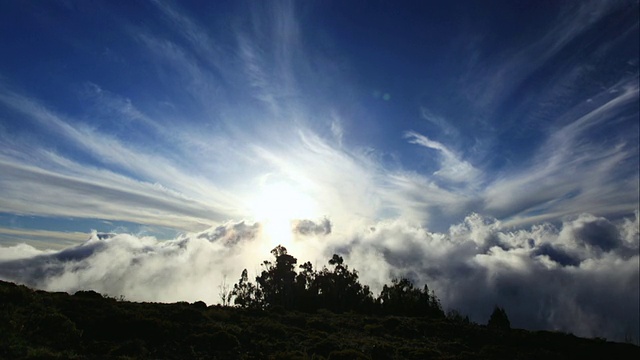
[256, 245, 298, 309]
[218, 275, 232, 306]
[315, 254, 374, 313]
[378, 278, 444, 317]
[295, 261, 318, 311]
[231, 269, 262, 309]
[230, 246, 442, 316]
[447, 309, 470, 324]
[487, 306, 511, 330]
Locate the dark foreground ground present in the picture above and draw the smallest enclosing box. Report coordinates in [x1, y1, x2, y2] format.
[1, 280, 638, 359]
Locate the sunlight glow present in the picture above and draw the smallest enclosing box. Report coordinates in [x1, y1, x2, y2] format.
[250, 181, 318, 248]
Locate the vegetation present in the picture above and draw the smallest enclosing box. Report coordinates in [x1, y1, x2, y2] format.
[1, 246, 638, 359]
[487, 306, 511, 331]
[231, 245, 443, 317]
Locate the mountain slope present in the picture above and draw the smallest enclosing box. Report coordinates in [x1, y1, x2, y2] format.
[1, 280, 637, 359]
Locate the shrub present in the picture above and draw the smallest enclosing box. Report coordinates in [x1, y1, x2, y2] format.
[0, 282, 32, 304]
[187, 331, 240, 353]
[307, 337, 341, 357]
[328, 349, 370, 360]
[192, 300, 207, 309]
[283, 313, 307, 328]
[271, 350, 309, 360]
[253, 319, 288, 339]
[308, 318, 335, 333]
[364, 324, 385, 336]
[74, 290, 104, 299]
[487, 306, 511, 331]
[211, 330, 240, 350]
[382, 317, 400, 330]
[369, 342, 394, 360]
[26, 312, 82, 350]
[109, 339, 149, 357]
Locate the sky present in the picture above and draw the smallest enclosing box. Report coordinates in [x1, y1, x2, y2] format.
[0, 0, 638, 342]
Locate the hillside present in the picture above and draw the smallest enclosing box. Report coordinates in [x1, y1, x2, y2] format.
[1, 280, 638, 359]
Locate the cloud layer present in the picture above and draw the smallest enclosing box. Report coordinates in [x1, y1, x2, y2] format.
[1, 211, 637, 342]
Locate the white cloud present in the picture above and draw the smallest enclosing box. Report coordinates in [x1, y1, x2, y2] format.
[420, 107, 460, 138]
[483, 81, 639, 225]
[0, 86, 249, 229]
[335, 212, 639, 341]
[463, 0, 625, 113]
[0, 156, 234, 231]
[0, 227, 88, 251]
[0, 243, 55, 261]
[406, 131, 481, 184]
[330, 112, 344, 146]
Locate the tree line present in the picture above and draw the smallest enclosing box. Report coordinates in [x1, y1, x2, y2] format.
[229, 245, 445, 318]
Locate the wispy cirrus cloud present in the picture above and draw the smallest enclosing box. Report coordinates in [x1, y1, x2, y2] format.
[464, 0, 629, 115]
[150, 0, 225, 64]
[420, 107, 461, 139]
[0, 86, 245, 229]
[484, 79, 639, 226]
[1, 0, 636, 236]
[0, 158, 228, 230]
[406, 131, 481, 185]
[0, 228, 87, 254]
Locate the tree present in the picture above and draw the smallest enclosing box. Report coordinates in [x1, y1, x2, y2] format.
[256, 245, 298, 309]
[315, 254, 374, 313]
[295, 261, 318, 311]
[230, 246, 444, 316]
[487, 306, 511, 330]
[447, 309, 470, 324]
[378, 278, 444, 317]
[218, 275, 232, 306]
[231, 269, 262, 309]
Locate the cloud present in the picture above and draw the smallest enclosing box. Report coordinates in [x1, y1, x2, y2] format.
[0, 85, 248, 229]
[134, 31, 226, 113]
[81, 82, 165, 135]
[0, 227, 88, 251]
[335, 212, 639, 342]
[0, 223, 268, 303]
[195, 221, 261, 246]
[483, 80, 639, 226]
[150, 0, 224, 63]
[0, 243, 56, 262]
[1, 212, 637, 341]
[2, 0, 632, 237]
[293, 218, 332, 236]
[420, 107, 460, 138]
[249, 130, 386, 228]
[463, 0, 628, 114]
[0, 157, 231, 230]
[330, 113, 344, 146]
[406, 131, 481, 185]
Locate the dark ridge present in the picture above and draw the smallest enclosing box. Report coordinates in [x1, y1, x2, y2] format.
[1, 279, 638, 359]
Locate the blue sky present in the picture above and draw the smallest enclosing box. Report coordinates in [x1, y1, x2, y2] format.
[0, 1, 638, 236]
[0, 1, 638, 341]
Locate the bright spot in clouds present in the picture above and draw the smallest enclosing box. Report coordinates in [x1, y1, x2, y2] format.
[251, 180, 318, 247]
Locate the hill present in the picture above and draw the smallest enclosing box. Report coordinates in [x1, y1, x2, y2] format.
[1, 280, 638, 359]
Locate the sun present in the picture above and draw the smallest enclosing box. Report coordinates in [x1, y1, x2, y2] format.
[250, 181, 317, 247]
